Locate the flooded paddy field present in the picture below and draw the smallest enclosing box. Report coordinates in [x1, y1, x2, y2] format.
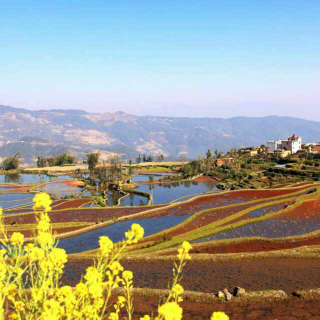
[1, 170, 319, 257]
[58, 214, 192, 254]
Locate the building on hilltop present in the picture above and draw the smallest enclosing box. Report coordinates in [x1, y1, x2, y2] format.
[267, 134, 302, 155]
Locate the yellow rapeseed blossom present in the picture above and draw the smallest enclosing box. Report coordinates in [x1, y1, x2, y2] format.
[84, 266, 103, 283]
[109, 261, 124, 275]
[37, 219, 50, 233]
[0, 207, 2, 216]
[99, 236, 113, 256]
[33, 192, 52, 212]
[172, 284, 184, 296]
[75, 282, 88, 297]
[28, 247, 45, 261]
[131, 223, 144, 241]
[88, 282, 103, 299]
[37, 232, 54, 248]
[125, 223, 144, 244]
[42, 299, 61, 320]
[211, 311, 229, 320]
[122, 270, 133, 281]
[10, 232, 24, 246]
[140, 316, 151, 320]
[109, 312, 119, 320]
[177, 241, 192, 260]
[158, 302, 183, 320]
[49, 248, 67, 268]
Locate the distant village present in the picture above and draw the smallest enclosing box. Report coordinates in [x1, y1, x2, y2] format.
[215, 134, 320, 167]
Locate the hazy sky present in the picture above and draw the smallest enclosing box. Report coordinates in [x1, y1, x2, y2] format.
[1, 1, 319, 120]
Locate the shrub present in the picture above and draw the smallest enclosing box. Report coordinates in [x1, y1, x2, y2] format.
[0, 193, 229, 320]
[1, 154, 20, 171]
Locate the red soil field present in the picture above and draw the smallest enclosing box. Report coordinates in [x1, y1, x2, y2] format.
[3, 206, 161, 225]
[52, 198, 91, 210]
[63, 257, 320, 295]
[129, 296, 320, 320]
[188, 236, 320, 254]
[280, 198, 320, 219]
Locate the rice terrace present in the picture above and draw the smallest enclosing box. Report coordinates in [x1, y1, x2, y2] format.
[2, 1, 320, 318]
[1, 155, 320, 319]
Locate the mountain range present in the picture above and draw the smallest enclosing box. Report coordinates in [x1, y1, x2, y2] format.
[1, 105, 320, 166]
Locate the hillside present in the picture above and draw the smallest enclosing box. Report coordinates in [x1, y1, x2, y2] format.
[1, 105, 320, 165]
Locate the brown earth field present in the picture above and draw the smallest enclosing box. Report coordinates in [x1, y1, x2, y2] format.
[126, 296, 320, 320]
[186, 236, 320, 254]
[62, 257, 320, 319]
[3, 205, 164, 226]
[63, 257, 320, 294]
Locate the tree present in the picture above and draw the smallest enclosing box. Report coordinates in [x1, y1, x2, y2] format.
[87, 152, 100, 172]
[136, 155, 141, 163]
[2, 154, 20, 171]
[206, 149, 212, 160]
[37, 157, 48, 168]
[157, 154, 165, 162]
[143, 154, 147, 162]
[147, 155, 153, 162]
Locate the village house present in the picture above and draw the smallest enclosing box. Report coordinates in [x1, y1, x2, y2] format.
[267, 134, 302, 155]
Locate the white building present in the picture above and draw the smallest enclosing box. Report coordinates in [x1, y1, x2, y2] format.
[267, 134, 302, 154]
[267, 140, 282, 153]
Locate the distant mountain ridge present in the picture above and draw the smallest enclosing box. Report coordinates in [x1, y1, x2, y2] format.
[1, 105, 320, 166]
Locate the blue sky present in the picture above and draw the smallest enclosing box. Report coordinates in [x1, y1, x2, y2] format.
[1, 1, 319, 120]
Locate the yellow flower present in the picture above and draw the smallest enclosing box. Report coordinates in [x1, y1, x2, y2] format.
[125, 223, 144, 244]
[211, 312, 229, 320]
[181, 241, 192, 252]
[117, 296, 126, 308]
[37, 232, 54, 248]
[42, 299, 61, 320]
[88, 282, 103, 299]
[24, 243, 34, 253]
[158, 302, 183, 320]
[172, 284, 184, 296]
[30, 288, 43, 303]
[2, 283, 17, 298]
[59, 285, 73, 297]
[37, 219, 50, 233]
[84, 266, 103, 283]
[131, 223, 144, 242]
[122, 270, 133, 281]
[177, 241, 192, 260]
[13, 301, 25, 312]
[140, 316, 151, 320]
[99, 236, 113, 256]
[28, 247, 45, 261]
[0, 208, 2, 216]
[33, 193, 52, 212]
[0, 249, 7, 260]
[109, 312, 119, 320]
[49, 248, 67, 267]
[75, 282, 88, 297]
[109, 261, 124, 275]
[10, 232, 24, 246]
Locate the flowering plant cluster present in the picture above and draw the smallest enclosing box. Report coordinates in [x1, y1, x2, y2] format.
[0, 193, 229, 320]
